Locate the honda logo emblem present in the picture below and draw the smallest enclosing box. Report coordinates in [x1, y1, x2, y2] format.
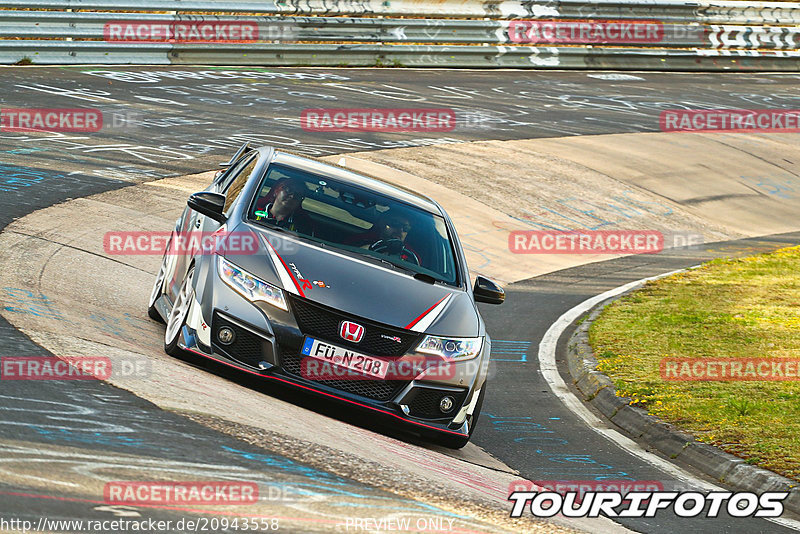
[339, 321, 364, 343]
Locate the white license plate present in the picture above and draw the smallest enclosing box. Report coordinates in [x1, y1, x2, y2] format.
[300, 337, 388, 379]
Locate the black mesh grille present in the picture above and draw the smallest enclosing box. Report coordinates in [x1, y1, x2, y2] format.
[280, 349, 404, 401]
[289, 296, 420, 357]
[212, 313, 269, 369]
[407, 387, 468, 419]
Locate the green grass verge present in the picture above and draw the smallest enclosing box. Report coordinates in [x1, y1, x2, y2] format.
[589, 245, 800, 480]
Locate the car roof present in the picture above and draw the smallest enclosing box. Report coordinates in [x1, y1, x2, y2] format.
[262, 148, 443, 215]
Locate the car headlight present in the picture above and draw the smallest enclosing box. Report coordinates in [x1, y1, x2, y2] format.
[415, 335, 483, 361]
[218, 256, 288, 311]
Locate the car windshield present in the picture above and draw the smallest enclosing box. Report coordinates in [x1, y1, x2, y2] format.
[247, 163, 460, 286]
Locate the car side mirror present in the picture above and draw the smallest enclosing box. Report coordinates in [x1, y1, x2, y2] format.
[188, 191, 227, 224]
[473, 276, 505, 305]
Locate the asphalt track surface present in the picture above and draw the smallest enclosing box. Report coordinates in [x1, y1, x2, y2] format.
[2, 67, 800, 533]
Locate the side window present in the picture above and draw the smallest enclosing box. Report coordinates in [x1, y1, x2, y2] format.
[222, 155, 259, 215]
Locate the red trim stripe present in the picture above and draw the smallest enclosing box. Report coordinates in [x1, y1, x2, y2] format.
[184, 347, 464, 436]
[264, 238, 305, 298]
[405, 295, 447, 330]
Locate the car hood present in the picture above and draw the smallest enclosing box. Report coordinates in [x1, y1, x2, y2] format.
[224, 229, 479, 337]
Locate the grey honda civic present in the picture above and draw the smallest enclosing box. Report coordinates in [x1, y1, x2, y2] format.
[148, 144, 504, 448]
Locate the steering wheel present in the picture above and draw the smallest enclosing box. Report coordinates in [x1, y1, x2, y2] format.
[368, 239, 420, 266]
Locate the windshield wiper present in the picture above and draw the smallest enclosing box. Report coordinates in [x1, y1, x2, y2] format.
[345, 249, 410, 272]
[377, 257, 445, 284]
[378, 257, 419, 275]
[252, 221, 326, 247]
[254, 220, 288, 233]
[322, 246, 447, 284]
[413, 272, 437, 284]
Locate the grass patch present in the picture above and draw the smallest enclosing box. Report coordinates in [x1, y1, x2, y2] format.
[373, 57, 405, 68]
[589, 245, 800, 480]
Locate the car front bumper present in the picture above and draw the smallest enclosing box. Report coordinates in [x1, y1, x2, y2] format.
[177, 281, 486, 439]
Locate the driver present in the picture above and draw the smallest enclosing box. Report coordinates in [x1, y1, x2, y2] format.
[253, 178, 314, 235]
[346, 209, 421, 265]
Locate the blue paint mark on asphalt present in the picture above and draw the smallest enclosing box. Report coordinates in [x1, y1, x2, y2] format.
[25, 431, 466, 517]
[222, 446, 466, 517]
[0, 163, 63, 193]
[513, 191, 673, 231]
[740, 174, 798, 199]
[222, 446, 347, 484]
[484, 412, 631, 480]
[3, 288, 65, 320]
[2, 148, 47, 155]
[82, 312, 157, 339]
[492, 340, 530, 362]
[29, 426, 149, 449]
[88, 314, 124, 337]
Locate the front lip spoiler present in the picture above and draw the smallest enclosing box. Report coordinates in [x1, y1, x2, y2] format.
[178, 326, 468, 438]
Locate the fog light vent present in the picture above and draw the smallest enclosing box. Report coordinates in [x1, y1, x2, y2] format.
[439, 396, 455, 413]
[218, 326, 235, 345]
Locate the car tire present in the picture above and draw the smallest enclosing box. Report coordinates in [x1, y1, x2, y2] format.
[434, 384, 486, 450]
[164, 265, 195, 357]
[147, 304, 164, 323]
[147, 242, 171, 323]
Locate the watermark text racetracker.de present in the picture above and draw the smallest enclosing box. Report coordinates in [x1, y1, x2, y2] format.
[509, 480, 665, 501]
[660, 109, 800, 132]
[101, 231, 290, 256]
[104, 481, 258, 506]
[661, 357, 800, 381]
[1, 356, 150, 381]
[300, 108, 456, 133]
[508, 489, 789, 518]
[508, 230, 704, 254]
[301, 354, 462, 381]
[0, 108, 142, 132]
[103, 20, 297, 42]
[508, 20, 703, 44]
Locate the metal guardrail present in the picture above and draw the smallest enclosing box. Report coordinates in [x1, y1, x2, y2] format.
[3, 0, 800, 24]
[0, 1, 799, 69]
[5, 40, 799, 70]
[3, 11, 800, 49]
